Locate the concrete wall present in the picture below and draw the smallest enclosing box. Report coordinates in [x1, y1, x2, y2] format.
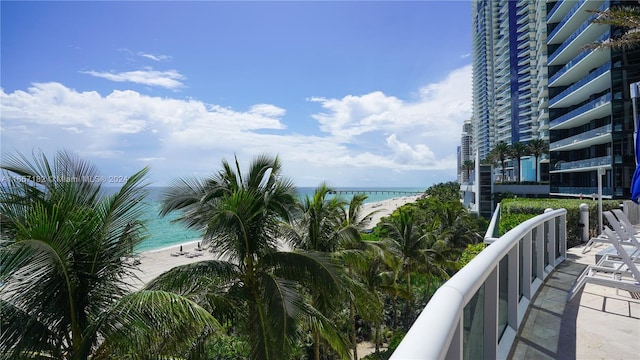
[622, 200, 640, 224]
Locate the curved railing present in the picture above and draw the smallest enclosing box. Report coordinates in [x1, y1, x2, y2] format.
[549, 92, 611, 128]
[547, 0, 588, 43]
[549, 62, 611, 107]
[391, 209, 567, 359]
[548, 30, 611, 85]
[548, 1, 610, 64]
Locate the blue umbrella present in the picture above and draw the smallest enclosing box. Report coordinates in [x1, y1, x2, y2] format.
[631, 82, 640, 203]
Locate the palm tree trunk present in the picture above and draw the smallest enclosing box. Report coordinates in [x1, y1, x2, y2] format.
[312, 285, 321, 360]
[405, 270, 411, 330]
[423, 274, 432, 304]
[247, 259, 271, 360]
[314, 330, 320, 360]
[391, 295, 397, 330]
[374, 322, 380, 353]
[350, 300, 357, 360]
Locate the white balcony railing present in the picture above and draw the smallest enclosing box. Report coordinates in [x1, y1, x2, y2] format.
[391, 209, 567, 359]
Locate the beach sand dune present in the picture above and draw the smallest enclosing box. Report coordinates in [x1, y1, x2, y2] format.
[128, 195, 420, 290]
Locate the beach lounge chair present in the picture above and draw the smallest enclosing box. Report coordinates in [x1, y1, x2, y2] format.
[568, 227, 640, 301]
[612, 209, 640, 240]
[582, 211, 640, 254]
[604, 211, 640, 251]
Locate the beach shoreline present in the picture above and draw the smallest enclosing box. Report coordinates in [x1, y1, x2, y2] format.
[127, 195, 420, 290]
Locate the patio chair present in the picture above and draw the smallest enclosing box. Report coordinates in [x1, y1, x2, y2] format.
[604, 211, 640, 248]
[582, 211, 640, 254]
[568, 227, 640, 302]
[612, 209, 640, 240]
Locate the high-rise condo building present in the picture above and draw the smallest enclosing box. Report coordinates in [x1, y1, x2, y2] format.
[547, 0, 640, 199]
[472, 0, 494, 161]
[459, 119, 473, 183]
[468, 0, 639, 206]
[471, 0, 548, 181]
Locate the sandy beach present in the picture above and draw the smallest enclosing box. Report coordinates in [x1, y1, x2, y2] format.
[127, 195, 420, 290]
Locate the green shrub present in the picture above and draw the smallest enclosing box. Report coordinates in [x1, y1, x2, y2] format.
[498, 198, 622, 248]
[460, 243, 487, 267]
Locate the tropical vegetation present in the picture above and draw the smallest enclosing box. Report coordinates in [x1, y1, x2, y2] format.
[498, 198, 621, 248]
[484, 139, 549, 183]
[0, 150, 218, 359]
[589, 5, 640, 50]
[1, 151, 486, 360]
[461, 160, 474, 182]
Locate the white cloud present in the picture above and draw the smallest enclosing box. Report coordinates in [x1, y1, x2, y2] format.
[249, 104, 286, 118]
[81, 68, 185, 89]
[309, 65, 472, 144]
[137, 157, 166, 162]
[138, 52, 172, 62]
[1, 65, 472, 187]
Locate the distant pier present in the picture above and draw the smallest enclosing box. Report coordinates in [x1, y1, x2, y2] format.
[328, 190, 424, 196]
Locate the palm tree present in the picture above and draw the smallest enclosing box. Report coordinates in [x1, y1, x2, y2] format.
[290, 183, 347, 253]
[0, 150, 217, 359]
[421, 200, 481, 302]
[379, 208, 427, 330]
[527, 138, 549, 182]
[334, 193, 383, 360]
[351, 249, 386, 355]
[461, 160, 475, 183]
[489, 141, 511, 182]
[433, 200, 482, 250]
[284, 183, 351, 360]
[588, 6, 640, 50]
[148, 154, 344, 360]
[509, 142, 528, 183]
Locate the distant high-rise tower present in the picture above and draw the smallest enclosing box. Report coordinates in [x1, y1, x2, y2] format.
[459, 119, 473, 182]
[472, 0, 493, 161]
[471, 0, 548, 173]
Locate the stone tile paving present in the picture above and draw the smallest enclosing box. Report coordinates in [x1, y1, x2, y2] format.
[509, 246, 640, 359]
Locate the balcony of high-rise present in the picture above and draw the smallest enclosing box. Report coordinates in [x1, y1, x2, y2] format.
[551, 154, 612, 173]
[391, 209, 639, 359]
[548, 32, 610, 87]
[550, 123, 612, 151]
[548, 1, 610, 66]
[549, 63, 611, 108]
[547, 0, 578, 23]
[547, 0, 604, 46]
[550, 92, 611, 129]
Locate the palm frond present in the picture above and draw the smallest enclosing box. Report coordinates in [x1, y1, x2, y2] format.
[0, 150, 178, 359]
[341, 272, 383, 324]
[259, 272, 305, 356]
[145, 259, 240, 293]
[95, 290, 221, 359]
[301, 305, 352, 360]
[264, 250, 342, 296]
[0, 299, 60, 359]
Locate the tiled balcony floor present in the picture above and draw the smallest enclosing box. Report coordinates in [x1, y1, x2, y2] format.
[510, 246, 640, 359]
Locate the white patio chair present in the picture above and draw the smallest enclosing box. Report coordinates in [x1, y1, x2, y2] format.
[568, 227, 640, 302]
[612, 208, 640, 240]
[582, 211, 640, 254]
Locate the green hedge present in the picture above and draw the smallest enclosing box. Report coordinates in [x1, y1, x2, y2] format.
[499, 198, 622, 248]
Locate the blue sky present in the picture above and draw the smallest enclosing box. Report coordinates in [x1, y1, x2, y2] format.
[1, 1, 472, 188]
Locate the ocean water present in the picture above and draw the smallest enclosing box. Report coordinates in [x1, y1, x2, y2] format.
[135, 186, 424, 252]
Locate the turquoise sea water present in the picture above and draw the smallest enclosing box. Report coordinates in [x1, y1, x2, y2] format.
[136, 186, 425, 252]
